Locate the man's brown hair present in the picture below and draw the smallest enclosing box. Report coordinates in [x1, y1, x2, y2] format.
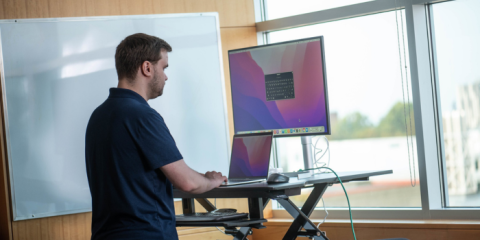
[115, 33, 172, 80]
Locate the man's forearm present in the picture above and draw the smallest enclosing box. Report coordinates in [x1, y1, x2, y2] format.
[185, 172, 216, 194]
[161, 159, 225, 194]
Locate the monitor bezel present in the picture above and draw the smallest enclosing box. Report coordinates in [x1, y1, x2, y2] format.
[228, 131, 273, 180]
[228, 36, 331, 138]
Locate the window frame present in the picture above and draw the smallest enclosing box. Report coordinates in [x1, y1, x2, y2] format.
[253, 0, 480, 220]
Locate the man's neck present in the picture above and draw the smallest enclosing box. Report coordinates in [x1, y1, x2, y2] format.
[117, 79, 149, 101]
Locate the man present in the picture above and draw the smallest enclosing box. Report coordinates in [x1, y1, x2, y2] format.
[85, 33, 227, 240]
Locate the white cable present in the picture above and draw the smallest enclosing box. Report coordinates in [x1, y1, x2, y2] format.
[313, 136, 330, 173]
[312, 136, 330, 225]
[400, 1, 417, 188]
[394, 0, 417, 187]
[316, 197, 329, 228]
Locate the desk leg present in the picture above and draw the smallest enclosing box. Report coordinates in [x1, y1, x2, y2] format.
[182, 198, 195, 214]
[232, 227, 251, 240]
[195, 198, 216, 212]
[248, 198, 264, 219]
[262, 197, 270, 209]
[227, 198, 265, 240]
[277, 183, 329, 240]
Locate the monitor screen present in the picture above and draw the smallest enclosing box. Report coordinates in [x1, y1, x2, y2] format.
[228, 36, 330, 137]
[229, 133, 272, 179]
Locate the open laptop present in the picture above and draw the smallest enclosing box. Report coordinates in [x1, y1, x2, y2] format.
[221, 132, 273, 186]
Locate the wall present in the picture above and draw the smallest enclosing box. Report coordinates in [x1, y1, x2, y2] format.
[252, 220, 480, 240]
[0, 0, 258, 239]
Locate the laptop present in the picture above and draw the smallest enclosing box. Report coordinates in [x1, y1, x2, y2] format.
[221, 132, 273, 186]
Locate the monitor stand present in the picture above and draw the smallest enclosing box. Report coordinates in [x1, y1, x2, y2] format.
[301, 136, 314, 174]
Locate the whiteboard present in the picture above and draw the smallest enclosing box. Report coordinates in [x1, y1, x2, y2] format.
[0, 13, 230, 221]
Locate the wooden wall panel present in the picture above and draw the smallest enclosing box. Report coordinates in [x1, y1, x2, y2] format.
[214, 0, 255, 28]
[2, 0, 27, 19]
[85, 0, 122, 17]
[25, 0, 50, 18]
[252, 220, 480, 240]
[152, 0, 187, 15]
[48, 0, 87, 18]
[0, 67, 13, 240]
[118, 0, 155, 16]
[1, 0, 254, 28]
[220, 27, 258, 138]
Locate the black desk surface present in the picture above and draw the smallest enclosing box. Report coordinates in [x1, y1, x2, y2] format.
[174, 170, 392, 199]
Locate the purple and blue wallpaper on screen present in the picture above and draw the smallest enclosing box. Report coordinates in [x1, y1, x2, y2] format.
[229, 136, 272, 178]
[229, 40, 328, 133]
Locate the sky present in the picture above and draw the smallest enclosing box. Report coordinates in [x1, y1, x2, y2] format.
[431, 0, 480, 112]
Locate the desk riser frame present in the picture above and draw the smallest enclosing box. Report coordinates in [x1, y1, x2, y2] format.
[277, 183, 329, 240]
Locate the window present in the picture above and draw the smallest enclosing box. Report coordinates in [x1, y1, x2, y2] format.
[431, 0, 480, 207]
[269, 11, 421, 208]
[265, 0, 372, 20]
[256, 0, 480, 220]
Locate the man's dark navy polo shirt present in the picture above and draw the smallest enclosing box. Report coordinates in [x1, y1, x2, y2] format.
[85, 88, 183, 240]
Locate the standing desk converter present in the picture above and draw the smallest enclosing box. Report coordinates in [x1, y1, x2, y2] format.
[174, 170, 392, 240]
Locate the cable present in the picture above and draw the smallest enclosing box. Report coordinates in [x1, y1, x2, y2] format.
[316, 197, 329, 228]
[311, 136, 330, 226]
[312, 136, 330, 173]
[298, 167, 357, 240]
[394, 0, 417, 187]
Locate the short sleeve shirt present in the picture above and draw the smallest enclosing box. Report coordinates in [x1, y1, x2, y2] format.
[85, 88, 183, 240]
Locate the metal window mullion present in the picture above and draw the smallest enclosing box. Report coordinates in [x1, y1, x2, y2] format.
[255, 0, 451, 33]
[424, 3, 449, 208]
[404, 0, 443, 215]
[253, 0, 267, 46]
[256, 0, 400, 32]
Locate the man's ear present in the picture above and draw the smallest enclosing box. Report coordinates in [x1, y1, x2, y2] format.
[140, 61, 153, 77]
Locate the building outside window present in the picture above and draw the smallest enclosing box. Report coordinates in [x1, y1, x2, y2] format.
[431, 0, 480, 207]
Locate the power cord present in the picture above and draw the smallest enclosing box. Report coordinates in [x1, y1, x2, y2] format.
[318, 197, 328, 227]
[395, 0, 417, 188]
[313, 136, 330, 171]
[312, 136, 330, 226]
[298, 167, 357, 240]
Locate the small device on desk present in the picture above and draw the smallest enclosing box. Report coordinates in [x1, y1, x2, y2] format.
[283, 171, 314, 179]
[267, 173, 289, 183]
[175, 208, 248, 222]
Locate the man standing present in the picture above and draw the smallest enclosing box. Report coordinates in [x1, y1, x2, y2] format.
[85, 33, 227, 240]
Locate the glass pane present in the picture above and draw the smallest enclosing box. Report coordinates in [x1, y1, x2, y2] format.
[432, 0, 480, 207]
[265, 0, 372, 20]
[270, 11, 421, 208]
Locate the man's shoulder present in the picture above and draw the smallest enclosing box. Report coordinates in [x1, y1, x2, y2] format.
[99, 97, 159, 117]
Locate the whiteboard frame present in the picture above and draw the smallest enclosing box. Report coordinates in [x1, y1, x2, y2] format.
[0, 12, 230, 221]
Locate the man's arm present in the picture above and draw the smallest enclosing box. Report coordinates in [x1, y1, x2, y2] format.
[160, 159, 227, 194]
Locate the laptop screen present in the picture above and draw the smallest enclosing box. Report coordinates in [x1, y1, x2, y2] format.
[229, 133, 273, 179]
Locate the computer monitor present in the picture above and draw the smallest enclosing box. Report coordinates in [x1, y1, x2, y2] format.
[228, 36, 330, 137]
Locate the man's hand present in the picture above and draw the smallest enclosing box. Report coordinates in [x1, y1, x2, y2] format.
[205, 171, 227, 187]
[161, 160, 227, 194]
